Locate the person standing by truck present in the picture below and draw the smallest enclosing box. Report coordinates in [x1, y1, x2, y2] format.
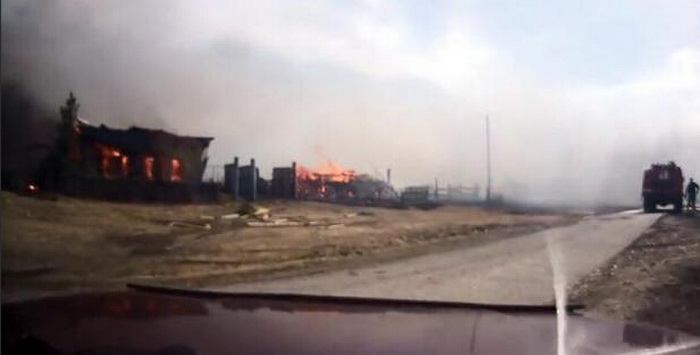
[686, 178, 699, 211]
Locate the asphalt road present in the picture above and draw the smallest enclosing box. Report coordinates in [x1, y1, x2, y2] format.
[217, 211, 662, 305]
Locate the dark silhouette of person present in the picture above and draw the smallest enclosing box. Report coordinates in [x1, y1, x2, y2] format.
[686, 178, 699, 211]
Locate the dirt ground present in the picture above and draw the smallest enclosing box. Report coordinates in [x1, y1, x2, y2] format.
[570, 212, 700, 336]
[1, 192, 572, 300]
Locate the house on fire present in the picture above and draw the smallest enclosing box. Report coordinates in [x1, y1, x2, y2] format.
[48, 93, 214, 200]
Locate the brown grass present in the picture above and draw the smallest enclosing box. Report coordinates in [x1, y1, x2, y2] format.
[2, 192, 569, 299]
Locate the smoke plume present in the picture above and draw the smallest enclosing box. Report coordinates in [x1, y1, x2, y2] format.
[3, 0, 698, 206]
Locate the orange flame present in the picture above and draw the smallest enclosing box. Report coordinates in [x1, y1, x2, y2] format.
[296, 159, 356, 199]
[121, 156, 129, 176]
[144, 156, 155, 181]
[98, 144, 129, 179]
[297, 160, 355, 183]
[171, 159, 182, 182]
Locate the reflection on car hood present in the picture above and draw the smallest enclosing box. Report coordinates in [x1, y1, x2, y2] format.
[3, 287, 700, 355]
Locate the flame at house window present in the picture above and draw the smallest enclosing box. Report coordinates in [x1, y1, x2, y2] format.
[121, 156, 129, 177]
[144, 156, 155, 181]
[171, 159, 182, 182]
[99, 145, 128, 179]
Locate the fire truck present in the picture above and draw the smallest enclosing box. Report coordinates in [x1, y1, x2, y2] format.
[642, 162, 684, 213]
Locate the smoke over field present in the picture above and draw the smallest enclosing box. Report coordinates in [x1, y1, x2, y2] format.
[3, 0, 699, 205]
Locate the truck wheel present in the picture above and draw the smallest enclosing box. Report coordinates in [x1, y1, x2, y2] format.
[673, 199, 683, 214]
[643, 198, 655, 213]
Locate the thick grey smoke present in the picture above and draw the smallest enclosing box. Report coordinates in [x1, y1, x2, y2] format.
[3, 0, 698, 206]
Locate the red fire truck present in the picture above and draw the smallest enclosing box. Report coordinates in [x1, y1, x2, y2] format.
[642, 162, 684, 213]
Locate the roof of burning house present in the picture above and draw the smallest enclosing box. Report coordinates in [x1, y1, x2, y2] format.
[80, 123, 213, 153]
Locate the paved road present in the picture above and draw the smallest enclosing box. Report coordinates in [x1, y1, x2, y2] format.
[216, 211, 662, 305]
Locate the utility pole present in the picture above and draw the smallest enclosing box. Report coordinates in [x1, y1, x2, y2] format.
[485, 114, 492, 202]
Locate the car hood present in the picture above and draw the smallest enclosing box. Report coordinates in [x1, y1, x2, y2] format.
[3, 287, 700, 355]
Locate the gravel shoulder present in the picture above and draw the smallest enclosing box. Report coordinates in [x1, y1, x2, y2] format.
[570, 212, 700, 336]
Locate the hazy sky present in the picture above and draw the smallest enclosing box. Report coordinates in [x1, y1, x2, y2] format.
[2, 0, 699, 204]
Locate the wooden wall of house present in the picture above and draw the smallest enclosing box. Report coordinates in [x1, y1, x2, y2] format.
[149, 133, 210, 186]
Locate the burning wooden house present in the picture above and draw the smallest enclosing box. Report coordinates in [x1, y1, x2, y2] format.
[75, 125, 212, 185]
[44, 93, 214, 201]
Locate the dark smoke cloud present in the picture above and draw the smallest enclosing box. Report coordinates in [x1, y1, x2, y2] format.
[1, 0, 464, 186]
[1, 82, 57, 188]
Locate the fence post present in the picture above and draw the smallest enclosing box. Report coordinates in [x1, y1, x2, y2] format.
[232, 157, 240, 200]
[250, 158, 257, 201]
[292, 161, 298, 199]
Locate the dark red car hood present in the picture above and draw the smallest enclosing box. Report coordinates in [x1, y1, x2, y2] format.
[3, 286, 699, 355]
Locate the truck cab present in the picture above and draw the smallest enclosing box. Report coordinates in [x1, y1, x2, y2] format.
[642, 162, 684, 213]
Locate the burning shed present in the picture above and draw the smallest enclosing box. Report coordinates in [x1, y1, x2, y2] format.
[269, 160, 398, 203]
[296, 160, 357, 200]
